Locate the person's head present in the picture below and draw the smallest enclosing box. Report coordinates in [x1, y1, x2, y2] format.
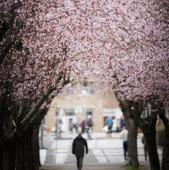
[123, 125, 127, 130]
[78, 130, 83, 136]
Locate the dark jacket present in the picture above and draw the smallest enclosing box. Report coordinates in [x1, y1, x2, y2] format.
[72, 135, 88, 157]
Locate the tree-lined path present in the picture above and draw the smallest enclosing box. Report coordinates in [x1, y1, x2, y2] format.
[39, 132, 153, 169]
[40, 164, 147, 170]
[0, 0, 169, 170]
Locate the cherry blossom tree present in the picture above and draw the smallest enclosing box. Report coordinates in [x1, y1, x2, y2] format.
[0, 0, 169, 170]
[51, 1, 169, 169]
[0, 1, 71, 170]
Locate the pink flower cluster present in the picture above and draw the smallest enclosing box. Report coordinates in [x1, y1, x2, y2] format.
[0, 0, 168, 107]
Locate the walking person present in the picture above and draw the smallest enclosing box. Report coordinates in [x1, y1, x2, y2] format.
[120, 125, 128, 160]
[120, 116, 126, 129]
[105, 116, 113, 138]
[80, 120, 86, 134]
[86, 116, 93, 139]
[55, 118, 62, 138]
[142, 135, 148, 161]
[72, 132, 88, 170]
[73, 123, 79, 134]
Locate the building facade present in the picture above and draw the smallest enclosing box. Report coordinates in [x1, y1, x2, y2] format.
[45, 81, 123, 132]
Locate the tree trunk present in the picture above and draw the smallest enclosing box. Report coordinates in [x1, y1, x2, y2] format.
[21, 75, 63, 129]
[117, 100, 139, 167]
[0, 122, 4, 170]
[32, 126, 41, 167]
[15, 138, 24, 170]
[2, 141, 16, 170]
[162, 124, 169, 170]
[144, 130, 160, 170]
[0, 96, 16, 170]
[127, 118, 139, 167]
[23, 128, 35, 170]
[0, 96, 6, 170]
[158, 109, 169, 170]
[0, 144, 3, 170]
[15, 127, 39, 170]
[142, 110, 160, 170]
[39, 125, 44, 149]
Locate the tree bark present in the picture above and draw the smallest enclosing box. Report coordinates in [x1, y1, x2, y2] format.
[32, 126, 41, 167]
[0, 103, 4, 170]
[144, 130, 160, 170]
[2, 140, 16, 170]
[15, 138, 24, 170]
[20, 87, 54, 128]
[0, 145, 3, 170]
[39, 125, 44, 149]
[142, 111, 160, 170]
[127, 118, 139, 167]
[0, 96, 13, 170]
[161, 125, 169, 170]
[21, 74, 63, 130]
[15, 126, 39, 170]
[119, 100, 139, 168]
[23, 128, 35, 170]
[158, 109, 169, 170]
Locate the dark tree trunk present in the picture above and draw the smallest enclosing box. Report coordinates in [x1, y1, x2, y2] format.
[39, 125, 44, 149]
[15, 138, 24, 170]
[0, 97, 5, 170]
[118, 100, 139, 168]
[15, 127, 39, 170]
[2, 140, 16, 170]
[142, 111, 160, 170]
[0, 119, 4, 170]
[158, 109, 169, 170]
[23, 128, 35, 170]
[32, 126, 41, 167]
[127, 118, 139, 168]
[143, 129, 160, 170]
[162, 124, 169, 170]
[24, 127, 39, 170]
[0, 145, 3, 170]
[0, 109, 3, 170]
[3, 148, 10, 170]
[0, 96, 16, 170]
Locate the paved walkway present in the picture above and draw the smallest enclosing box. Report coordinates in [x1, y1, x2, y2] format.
[39, 132, 157, 170]
[40, 164, 148, 170]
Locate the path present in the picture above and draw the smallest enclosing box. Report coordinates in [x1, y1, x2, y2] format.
[39, 132, 161, 170]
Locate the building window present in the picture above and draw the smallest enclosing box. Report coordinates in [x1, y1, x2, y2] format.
[86, 111, 93, 117]
[66, 111, 75, 116]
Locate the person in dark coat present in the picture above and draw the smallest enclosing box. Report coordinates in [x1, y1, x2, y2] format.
[72, 133, 88, 170]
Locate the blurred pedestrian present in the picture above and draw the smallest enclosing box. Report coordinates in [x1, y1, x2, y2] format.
[120, 116, 126, 129]
[80, 120, 85, 133]
[73, 123, 79, 134]
[86, 116, 93, 139]
[105, 116, 113, 138]
[72, 132, 88, 170]
[142, 135, 148, 161]
[120, 125, 128, 160]
[55, 118, 62, 138]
